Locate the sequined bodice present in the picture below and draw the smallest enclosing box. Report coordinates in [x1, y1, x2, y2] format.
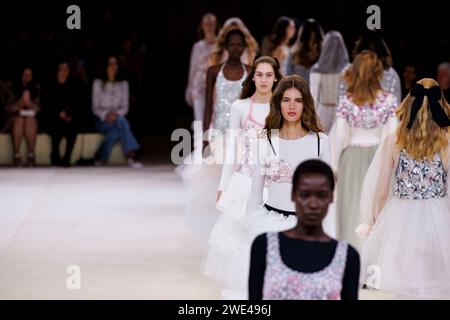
[336, 91, 397, 129]
[394, 150, 448, 200]
[212, 64, 247, 131]
[262, 233, 347, 300]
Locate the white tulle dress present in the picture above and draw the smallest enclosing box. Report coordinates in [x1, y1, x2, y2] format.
[176, 64, 247, 252]
[202, 97, 269, 287]
[357, 133, 450, 299]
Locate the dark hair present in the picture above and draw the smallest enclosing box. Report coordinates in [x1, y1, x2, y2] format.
[225, 28, 246, 45]
[99, 54, 124, 82]
[268, 16, 293, 54]
[240, 56, 282, 99]
[54, 58, 71, 75]
[291, 19, 324, 67]
[353, 30, 392, 70]
[56, 57, 71, 67]
[292, 159, 335, 192]
[13, 66, 38, 100]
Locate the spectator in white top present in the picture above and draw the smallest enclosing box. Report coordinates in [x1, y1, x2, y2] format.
[92, 55, 142, 168]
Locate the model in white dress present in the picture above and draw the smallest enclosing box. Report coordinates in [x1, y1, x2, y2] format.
[203, 56, 282, 292]
[330, 51, 399, 252]
[208, 75, 335, 299]
[203, 97, 270, 289]
[357, 79, 450, 299]
[177, 61, 247, 252]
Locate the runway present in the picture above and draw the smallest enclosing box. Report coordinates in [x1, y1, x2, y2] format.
[0, 166, 395, 300]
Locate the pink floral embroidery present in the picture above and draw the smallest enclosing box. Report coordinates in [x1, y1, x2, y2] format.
[265, 159, 293, 183]
[337, 92, 397, 129]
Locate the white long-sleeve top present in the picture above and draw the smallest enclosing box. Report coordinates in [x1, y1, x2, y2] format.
[329, 91, 398, 171]
[92, 79, 129, 121]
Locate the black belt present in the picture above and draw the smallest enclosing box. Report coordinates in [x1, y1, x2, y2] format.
[264, 204, 296, 218]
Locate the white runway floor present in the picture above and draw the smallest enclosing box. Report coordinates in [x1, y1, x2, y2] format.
[0, 166, 396, 300]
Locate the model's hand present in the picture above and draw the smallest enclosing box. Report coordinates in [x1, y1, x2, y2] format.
[217, 191, 222, 203]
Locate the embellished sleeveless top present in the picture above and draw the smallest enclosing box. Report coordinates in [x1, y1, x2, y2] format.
[262, 232, 348, 300]
[394, 150, 448, 200]
[236, 97, 267, 177]
[212, 63, 247, 131]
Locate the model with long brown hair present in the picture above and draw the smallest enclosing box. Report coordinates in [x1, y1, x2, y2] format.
[206, 75, 334, 299]
[265, 16, 297, 75]
[217, 55, 282, 199]
[203, 56, 282, 295]
[285, 19, 324, 84]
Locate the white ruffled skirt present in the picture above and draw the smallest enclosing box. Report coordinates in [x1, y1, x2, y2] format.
[202, 172, 253, 289]
[203, 176, 297, 299]
[360, 196, 450, 299]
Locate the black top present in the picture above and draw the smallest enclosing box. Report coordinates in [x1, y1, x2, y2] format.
[248, 232, 360, 300]
[41, 79, 82, 131]
[44, 80, 79, 118]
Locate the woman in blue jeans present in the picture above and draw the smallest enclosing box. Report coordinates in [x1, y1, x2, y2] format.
[92, 55, 143, 168]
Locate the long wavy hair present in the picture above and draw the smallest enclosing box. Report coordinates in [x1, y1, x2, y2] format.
[396, 78, 450, 161]
[240, 56, 283, 99]
[267, 16, 295, 54]
[290, 19, 324, 68]
[263, 75, 323, 140]
[343, 50, 384, 106]
[208, 17, 259, 66]
[13, 67, 39, 101]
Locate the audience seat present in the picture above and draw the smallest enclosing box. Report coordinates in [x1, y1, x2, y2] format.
[0, 133, 126, 165]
